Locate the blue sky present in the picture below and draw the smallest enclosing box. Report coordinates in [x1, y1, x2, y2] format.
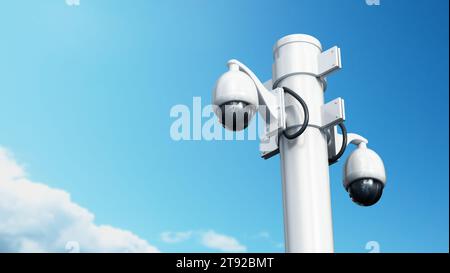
[0, 0, 448, 252]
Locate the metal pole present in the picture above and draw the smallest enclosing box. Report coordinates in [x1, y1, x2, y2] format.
[273, 34, 334, 253]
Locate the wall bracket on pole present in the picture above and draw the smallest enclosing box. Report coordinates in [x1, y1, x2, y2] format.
[260, 88, 286, 159]
[322, 97, 346, 164]
[321, 97, 345, 129]
[318, 46, 342, 78]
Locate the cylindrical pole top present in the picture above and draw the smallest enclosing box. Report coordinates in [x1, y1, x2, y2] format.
[272, 34, 324, 89]
[273, 34, 322, 54]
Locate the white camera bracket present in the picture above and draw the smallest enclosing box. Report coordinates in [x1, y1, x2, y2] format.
[229, 56, 346, 160]
[259, 87, 286, 159]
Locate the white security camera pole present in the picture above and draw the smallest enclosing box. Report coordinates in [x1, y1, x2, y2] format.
[213, 34, 386, 253]
[272, 35, 339, 253]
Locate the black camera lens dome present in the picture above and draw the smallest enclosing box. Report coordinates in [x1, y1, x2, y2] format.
[219, 101, 255, 131]
[347, 178, 384, 206]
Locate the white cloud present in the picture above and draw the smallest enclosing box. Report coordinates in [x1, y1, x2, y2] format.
[253, 231, 284, 250]
[160, 230, 247, 252]
[200, 230, 246, 252]
[160, 231, 193, 243]
[0, 147, 158, 253]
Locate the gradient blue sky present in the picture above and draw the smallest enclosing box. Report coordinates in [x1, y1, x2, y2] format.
[0, 0, 448, 252]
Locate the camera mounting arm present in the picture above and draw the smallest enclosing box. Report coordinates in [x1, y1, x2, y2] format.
[227, 59, 281, 121]
[226, 59, 287, 159]
[328, 129, 369, 162]
[347, 133, 368, 147]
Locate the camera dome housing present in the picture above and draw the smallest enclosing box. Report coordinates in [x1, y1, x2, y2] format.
[212, 65, 258, 131]
[343, 145, 386, 206]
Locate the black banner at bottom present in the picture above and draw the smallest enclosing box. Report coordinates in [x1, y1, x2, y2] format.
[0, 253, 447, 272]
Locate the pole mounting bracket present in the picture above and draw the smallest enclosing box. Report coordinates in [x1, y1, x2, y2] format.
[317, 46, 342, 78]
[321, 97, 345, 129]
[259, 87, 286, 159]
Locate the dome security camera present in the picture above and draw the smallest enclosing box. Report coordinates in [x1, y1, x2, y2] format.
[343, 143, 386, 206]
[212, 63, 258, 131]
